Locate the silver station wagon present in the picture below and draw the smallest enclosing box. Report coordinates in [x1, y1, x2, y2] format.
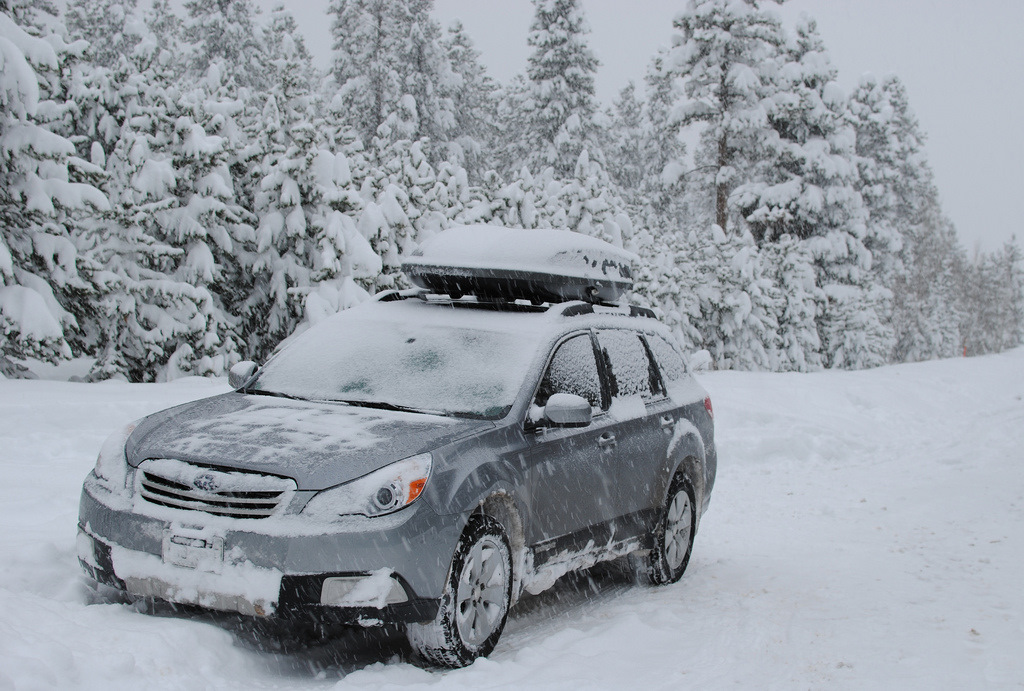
[77, 226, 717, 667]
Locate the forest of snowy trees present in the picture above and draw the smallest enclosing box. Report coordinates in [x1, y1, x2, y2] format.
[1, 0, 1021, 381]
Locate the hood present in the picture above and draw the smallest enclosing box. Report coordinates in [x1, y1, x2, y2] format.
[126, 393, 492, 490]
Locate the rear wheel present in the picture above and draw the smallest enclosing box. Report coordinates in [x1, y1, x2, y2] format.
[647, 477, 696, 585]
[407, 515, 512, 667]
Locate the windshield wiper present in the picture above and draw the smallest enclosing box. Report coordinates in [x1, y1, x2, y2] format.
[332, 399, 442, 416]
[245, 388, 305, 401]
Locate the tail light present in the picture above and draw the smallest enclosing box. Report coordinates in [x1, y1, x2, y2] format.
[704, 396, 714, 419]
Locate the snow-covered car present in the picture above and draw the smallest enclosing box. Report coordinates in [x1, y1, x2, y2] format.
[77, 226, 717, 667]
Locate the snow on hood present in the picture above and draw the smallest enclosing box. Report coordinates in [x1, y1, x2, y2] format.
[125, 393, 491, 490]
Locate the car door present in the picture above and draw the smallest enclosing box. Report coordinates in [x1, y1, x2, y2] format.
[593, 329, 672, 536]
[522, 332, 621, 552]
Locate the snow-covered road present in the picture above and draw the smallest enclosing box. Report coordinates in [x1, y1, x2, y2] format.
[2, 349, 1022, 689]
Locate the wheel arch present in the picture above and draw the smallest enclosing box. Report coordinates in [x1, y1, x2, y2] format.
[662, 420, 708, 530]
[470, 491, 527, 605]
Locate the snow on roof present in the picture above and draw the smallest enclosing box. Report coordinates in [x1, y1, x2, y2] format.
[401, 225, 638, 303]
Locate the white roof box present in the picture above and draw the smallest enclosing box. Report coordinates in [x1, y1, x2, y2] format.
[402, 225, 637, 304]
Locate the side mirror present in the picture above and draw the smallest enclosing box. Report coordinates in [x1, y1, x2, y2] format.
[229, 360, 258, 389]
[543, 393, 592, 428]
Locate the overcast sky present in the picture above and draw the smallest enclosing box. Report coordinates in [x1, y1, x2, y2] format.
[280, 0, 1024, 255]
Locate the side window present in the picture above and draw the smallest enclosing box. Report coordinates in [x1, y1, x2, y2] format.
[597, 330, 658, 399]
[646, 334, 686, 385]
[535, 334, 602, 409]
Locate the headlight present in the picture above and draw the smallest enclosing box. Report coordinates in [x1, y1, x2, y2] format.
[93, 420, 138, 492]
[303, 453, 432, 519]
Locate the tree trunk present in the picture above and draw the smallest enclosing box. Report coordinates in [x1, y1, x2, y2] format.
[716, 132, 728, 232]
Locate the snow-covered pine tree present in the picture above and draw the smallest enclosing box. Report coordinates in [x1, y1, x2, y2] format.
[996, 236, 1024, 350]
[666, 0, 784, 233]
[760, 234, 823, 370]
[360, 133, 444, 288]
[330, 0, 457, 161]
[0, 6, 108, 377]
[559, 148, 633, 246]
[244, 9, 320, 356]
[961, 238, 1024, 356]
[76, 24, 243, 381]
[330, 0, 399, 147]
[167, 60, 258, 375]
[629, 226, 704, 354]
[737, 17, 892, 369]
[490, 165, 553, 229]
[848, 73, 963, 362]
[623, 51, 700, 338]
[641, 49, 690, 226]
[394, 1, 457, 155]
[516, 0, 601, 180]
[65, 0, 141, 69]
[605, 82, 646, 207]
[145, 0, 182, 55]
[693, 225, 780, 370]
[442, 20, 498, 183]
[85, 57, 202, 378]
[182, 0, 266, 92]
[246, 5, 379, 348]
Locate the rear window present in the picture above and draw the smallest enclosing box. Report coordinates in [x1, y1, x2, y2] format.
[646, 334, 687, 384]
[597, 330, 659, 399]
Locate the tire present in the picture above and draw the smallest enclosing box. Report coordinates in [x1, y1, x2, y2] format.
[647, 477, 696, 585]
[407, 515, 513, 668]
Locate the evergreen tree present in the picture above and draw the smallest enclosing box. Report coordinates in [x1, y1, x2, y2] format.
[360, 136, 442, 287]
[81, 32, 240, 381]
[961, 238, 1024, 356]
[630, 227, 704, 355]
[849, 73, 962, 361]
[559, 149, 633, 246]
[329, 0, 456, 159]
[244, 7, 328, 358]
[0, 8, 108, 376]
[515, 0, 601, 179]
[739, 18, 891, 368]
[395, 2, 457, 151]
[761, 235, 824, 371]
[695, 225, 780, 370]
[666, 0, 784, 233]
[605, 82, 646, 206]
[642, 50, 690, 224]
[65, 0, 141, 69]
[182, 0, 266, 92]
[442, 20, 498, 183]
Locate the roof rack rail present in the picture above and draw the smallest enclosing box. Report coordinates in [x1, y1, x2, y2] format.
[551, 301, 658, 319]
[374, 288, 657, 319]
[374, 290, 425, 305]
[556, 303, 594, 317]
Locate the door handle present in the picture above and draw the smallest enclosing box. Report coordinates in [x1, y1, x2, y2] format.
[660, 415, 675, 431]
[598, 432, 617, 449]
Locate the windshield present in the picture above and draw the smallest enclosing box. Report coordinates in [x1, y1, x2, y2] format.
[249, 307, 541, 419]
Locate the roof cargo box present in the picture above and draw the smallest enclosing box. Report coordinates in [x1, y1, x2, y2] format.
[401, 225, 637, 304]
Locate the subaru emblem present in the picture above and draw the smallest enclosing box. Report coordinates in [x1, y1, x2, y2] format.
[193, 473, 218, 492]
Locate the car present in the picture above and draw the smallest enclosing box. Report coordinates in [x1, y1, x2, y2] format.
[77, 225, 717, 667]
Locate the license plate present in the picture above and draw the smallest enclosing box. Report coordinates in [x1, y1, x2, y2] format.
[162, 531, 224, 572]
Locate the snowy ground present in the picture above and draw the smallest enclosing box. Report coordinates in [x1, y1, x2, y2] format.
[1, 349, 1023, 689]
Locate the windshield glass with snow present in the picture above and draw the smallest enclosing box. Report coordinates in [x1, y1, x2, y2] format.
[249, 306, 541, 418]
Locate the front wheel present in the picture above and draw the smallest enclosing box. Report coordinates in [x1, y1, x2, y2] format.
[647, 477, 696, 585]
[407, 515, 513, 668]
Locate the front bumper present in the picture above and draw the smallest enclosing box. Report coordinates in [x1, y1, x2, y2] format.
[78, 473, 463, 624]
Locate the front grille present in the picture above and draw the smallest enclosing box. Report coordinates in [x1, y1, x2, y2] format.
[138, 459, 294, 519]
